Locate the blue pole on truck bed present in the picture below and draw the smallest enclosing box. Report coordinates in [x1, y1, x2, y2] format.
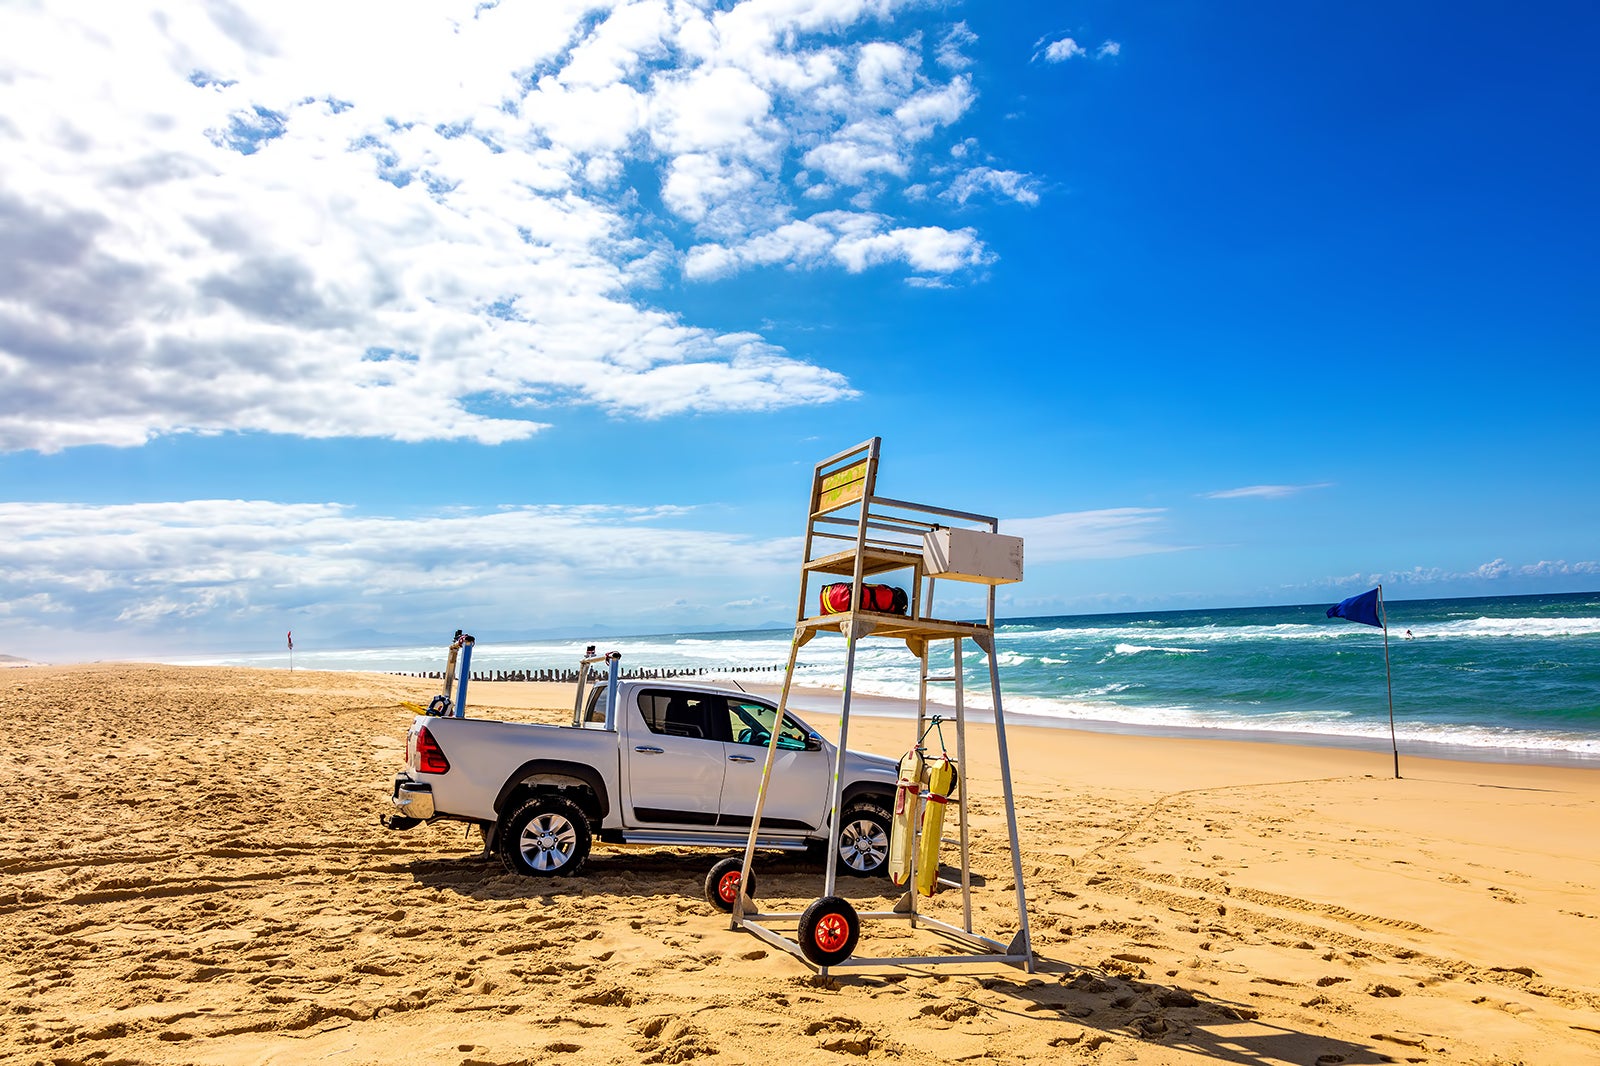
[454, 640, 473, 717]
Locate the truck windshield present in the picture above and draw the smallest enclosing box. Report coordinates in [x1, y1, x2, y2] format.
[726, 699, 810, 750]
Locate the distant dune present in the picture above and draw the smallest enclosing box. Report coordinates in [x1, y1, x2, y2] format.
[0, 653, 43, 667]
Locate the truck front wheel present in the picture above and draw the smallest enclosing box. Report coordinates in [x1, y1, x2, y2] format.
[500, 795, 592, 877]
[835, 800, 892, 878]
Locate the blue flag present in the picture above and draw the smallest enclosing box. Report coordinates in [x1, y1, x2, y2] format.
[1327, 588, 1384, 628]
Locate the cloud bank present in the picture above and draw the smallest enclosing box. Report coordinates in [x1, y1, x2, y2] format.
[0, 1, 1032, 453]
[0, 499, 799, 657]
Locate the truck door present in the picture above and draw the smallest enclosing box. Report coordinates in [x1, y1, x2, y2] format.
[623, 689, 725, 826]
[718, 698, 829, 832]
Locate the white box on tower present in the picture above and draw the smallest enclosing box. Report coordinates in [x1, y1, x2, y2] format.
[922, 528, 1024, 585]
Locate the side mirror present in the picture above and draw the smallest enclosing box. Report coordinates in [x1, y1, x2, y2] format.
[805, 733, 824, 752]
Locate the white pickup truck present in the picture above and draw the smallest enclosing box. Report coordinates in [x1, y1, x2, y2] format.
[386, 653, 900, 880]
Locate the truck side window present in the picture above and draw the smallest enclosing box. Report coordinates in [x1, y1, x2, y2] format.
[637, 690, 721, 740]
[726, 700, 809, 750]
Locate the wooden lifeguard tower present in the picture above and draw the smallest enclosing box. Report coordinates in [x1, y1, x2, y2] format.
[716, 437, 1034, 973]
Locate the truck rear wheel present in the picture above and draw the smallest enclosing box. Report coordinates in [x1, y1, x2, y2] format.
[500, 795, 591, 877]
[836, 800, 892, 878]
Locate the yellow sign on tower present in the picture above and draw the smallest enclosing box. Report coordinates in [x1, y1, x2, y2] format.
[816, 460, 868, 513]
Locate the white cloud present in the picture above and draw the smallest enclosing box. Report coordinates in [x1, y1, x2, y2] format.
[835, 224, 989, 273]
[1306, 558, 1600, 594]
[1044, 37, 1086, 62]
[660, 153, 766, 227]
[1460, 558, 1600, 581]
[1034, 34, 1120, 64]
[894, 75, 975, 139]
[1519, 559, 1600, 577]
[683, 211, 988, 281]
[1001, 508, 1187, 562]
[937, 22, 978, 70]
[946, 166, 1041, 206]
[0, 498, 801, 656]
[648, 65, 778, 156]
[1202, 482, 1333, 500]
[0, 0, 1015, 455]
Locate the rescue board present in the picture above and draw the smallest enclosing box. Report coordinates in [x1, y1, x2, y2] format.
[887, 748, 925, 885]
[915, 757, 958, 896]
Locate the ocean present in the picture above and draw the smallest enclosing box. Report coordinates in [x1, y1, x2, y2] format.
[171, 591, 1600, 766]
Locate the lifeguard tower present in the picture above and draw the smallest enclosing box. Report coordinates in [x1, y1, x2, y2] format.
[713, 437, 1034, 973]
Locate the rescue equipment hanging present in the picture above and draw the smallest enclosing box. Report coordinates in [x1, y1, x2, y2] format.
[887, 747, 925, 885]
[916, 755, 958, 896]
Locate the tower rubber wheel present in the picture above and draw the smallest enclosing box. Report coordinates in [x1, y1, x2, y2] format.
[797, 895, 861, 967]
[705, 856, 756, 913]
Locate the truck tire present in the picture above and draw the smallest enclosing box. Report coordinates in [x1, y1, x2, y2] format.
[835, 800, 892, 878]
[500, 794, 591, 877]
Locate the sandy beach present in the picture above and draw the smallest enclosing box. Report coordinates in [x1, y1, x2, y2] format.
[5, 663, 1599, 1065]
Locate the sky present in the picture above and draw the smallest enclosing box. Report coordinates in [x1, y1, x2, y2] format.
[1, 0, 1596, 663]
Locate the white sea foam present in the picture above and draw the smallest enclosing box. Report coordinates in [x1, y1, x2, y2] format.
[1075, 683, 1134, 697]
[997, 615, 1600, 646]
[951, 692, 1600, 758]
[1423, 616, 1600, 639]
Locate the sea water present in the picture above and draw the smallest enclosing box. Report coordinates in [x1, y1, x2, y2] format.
[173, 592, 1600, 765]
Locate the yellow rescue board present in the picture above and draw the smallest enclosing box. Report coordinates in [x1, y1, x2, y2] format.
[887, 749, 924, 886]
[915, 757, 958, 896]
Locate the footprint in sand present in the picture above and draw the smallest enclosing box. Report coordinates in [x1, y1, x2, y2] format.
[918, 1002, 980, 1023]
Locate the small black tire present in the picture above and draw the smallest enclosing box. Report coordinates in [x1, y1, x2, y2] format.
[836, 800, 892, 878]
[704, 857, 756, 913]
[797, 895, 861, 967]
[499, 794, 592, 877]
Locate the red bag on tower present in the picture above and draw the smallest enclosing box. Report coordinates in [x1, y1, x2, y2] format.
[820, 582, 908, 615]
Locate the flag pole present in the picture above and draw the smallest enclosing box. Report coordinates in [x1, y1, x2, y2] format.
[1379, 585, 1398, 779]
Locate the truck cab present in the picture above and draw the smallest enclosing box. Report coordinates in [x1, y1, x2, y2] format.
[580, 680, 839, 837]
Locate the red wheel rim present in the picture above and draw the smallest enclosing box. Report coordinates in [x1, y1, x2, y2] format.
[718, 871, 741, 903]
[813, 912, 850, 952]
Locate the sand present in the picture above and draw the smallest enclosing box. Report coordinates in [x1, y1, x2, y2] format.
[5, 663, 1599, 1065]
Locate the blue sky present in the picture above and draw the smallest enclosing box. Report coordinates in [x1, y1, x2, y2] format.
[1, 1, 1596, 662]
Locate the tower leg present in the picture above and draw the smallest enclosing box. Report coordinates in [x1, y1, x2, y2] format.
[953, 637, 973, 933]
[825, 618, 872, 896]
[733, 629, 808, 925]
[978, 629, 1034, 972]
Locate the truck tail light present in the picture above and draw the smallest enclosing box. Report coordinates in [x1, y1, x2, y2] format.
[416, 725, 450, 774]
